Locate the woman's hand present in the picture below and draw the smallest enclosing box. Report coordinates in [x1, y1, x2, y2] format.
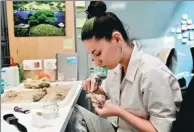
[88, 93, 118, 117]
[89, 94, 106, 107]
[82, 77, 105, 94]
[93, 100, 120, 117]
[82, 77, 98, 92]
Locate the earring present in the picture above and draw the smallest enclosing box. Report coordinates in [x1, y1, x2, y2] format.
[118, 47, 122, 53]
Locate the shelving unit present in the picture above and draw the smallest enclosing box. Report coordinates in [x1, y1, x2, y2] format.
[1, 1, 10, 68]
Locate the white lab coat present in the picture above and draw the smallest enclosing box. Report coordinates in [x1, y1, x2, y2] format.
[102, 45, 182, 132]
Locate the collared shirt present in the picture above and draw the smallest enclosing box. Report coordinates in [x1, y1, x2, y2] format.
[102, 45, 182, 132]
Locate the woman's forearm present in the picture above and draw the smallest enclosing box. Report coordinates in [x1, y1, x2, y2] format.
[117, 107, 157, 132]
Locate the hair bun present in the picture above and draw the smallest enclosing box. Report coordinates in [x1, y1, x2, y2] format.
[86, 1, 107, 18]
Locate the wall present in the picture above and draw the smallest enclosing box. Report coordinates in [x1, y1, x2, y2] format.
[6, 1, 75, 64]
[105, 1, 179, 39]
[164, 2, 194, 85]
[139, 36, 175, 56]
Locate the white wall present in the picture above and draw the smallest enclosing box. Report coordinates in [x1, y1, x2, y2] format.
[139, 36, 175, 56]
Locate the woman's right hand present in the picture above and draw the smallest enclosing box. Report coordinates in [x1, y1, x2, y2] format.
[82, 77, 99, 93]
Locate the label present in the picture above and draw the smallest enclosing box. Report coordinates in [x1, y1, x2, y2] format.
[67, 57, 77, 64]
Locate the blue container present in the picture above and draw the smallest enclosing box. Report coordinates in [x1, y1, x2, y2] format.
[1, 79, 5, 94]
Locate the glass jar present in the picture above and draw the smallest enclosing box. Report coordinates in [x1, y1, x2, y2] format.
[42, 98, 59, 119]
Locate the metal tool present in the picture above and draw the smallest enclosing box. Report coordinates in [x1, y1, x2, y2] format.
[14, 106, 30, 114]
[95, 73, 107, 86]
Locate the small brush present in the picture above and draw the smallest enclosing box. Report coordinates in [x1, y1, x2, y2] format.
[3, 114, 27, 132]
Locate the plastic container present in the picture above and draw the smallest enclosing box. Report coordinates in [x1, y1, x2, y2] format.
[1, 66, 20, 88]
[1, 79, 5, 94]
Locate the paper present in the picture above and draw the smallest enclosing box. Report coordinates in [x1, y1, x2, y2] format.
[187, 25, 193, 30]
[181, 25, 187, 31]
[182, 32, 189, 38]
[43, 59, 56, 70]
[23, 60, 42, 70]
[176, 28, 181, 33]
[182, 14, 188, 20]
[189, 32, 194, 40]
[182, 38, 188, 44]
[76, 18, 86, 28]
[181, 20, 187, 24]
[63, 39, 74, 49]
[75, 1, 85, 7]
[187, 19, 192, 24]
[177, 34, 182, 39]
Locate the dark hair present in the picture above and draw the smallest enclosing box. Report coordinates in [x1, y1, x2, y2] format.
[81, 1, 130, 44]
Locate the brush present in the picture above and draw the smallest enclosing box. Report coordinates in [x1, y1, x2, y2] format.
[3, 114, 27, 132]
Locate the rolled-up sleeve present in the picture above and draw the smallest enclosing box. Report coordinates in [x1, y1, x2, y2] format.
[142, 68, 182, 132]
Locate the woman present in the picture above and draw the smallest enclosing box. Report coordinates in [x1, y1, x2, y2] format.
[66, 1, 182, 132]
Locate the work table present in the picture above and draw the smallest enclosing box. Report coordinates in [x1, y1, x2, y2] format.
[1, 81, 82, 132]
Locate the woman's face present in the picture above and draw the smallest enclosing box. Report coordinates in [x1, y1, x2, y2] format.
[83, 37, 121, 70]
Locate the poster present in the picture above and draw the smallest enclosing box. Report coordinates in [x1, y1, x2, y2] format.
[43, 59, 56, 70]
[13, 1, 66, 37]
[23, 60, 42, 70]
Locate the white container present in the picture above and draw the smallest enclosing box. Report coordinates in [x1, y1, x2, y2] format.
[1, 66, 20, 88]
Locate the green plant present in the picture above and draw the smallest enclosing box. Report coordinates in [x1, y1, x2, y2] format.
[56, 2, 64, 11]
[13, 1, 65, 12]
[14, 14, 24, 25]
[13, 1, 29, 11]
[14, 28, 29, 37]
[29, 24, 65, 36]
[28, 10, 56, 27]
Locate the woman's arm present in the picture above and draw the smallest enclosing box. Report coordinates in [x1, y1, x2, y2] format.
[117, 107, 157, 132]
[94, 102, 157, 132]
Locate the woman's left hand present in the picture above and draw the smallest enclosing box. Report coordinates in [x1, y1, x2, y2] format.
[93, 101, 120, 117]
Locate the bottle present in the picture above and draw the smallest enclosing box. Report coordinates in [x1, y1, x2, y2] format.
[1, 66, 20, 88]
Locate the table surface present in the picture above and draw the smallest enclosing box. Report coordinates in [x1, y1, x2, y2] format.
[1, 81, 82, 132]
